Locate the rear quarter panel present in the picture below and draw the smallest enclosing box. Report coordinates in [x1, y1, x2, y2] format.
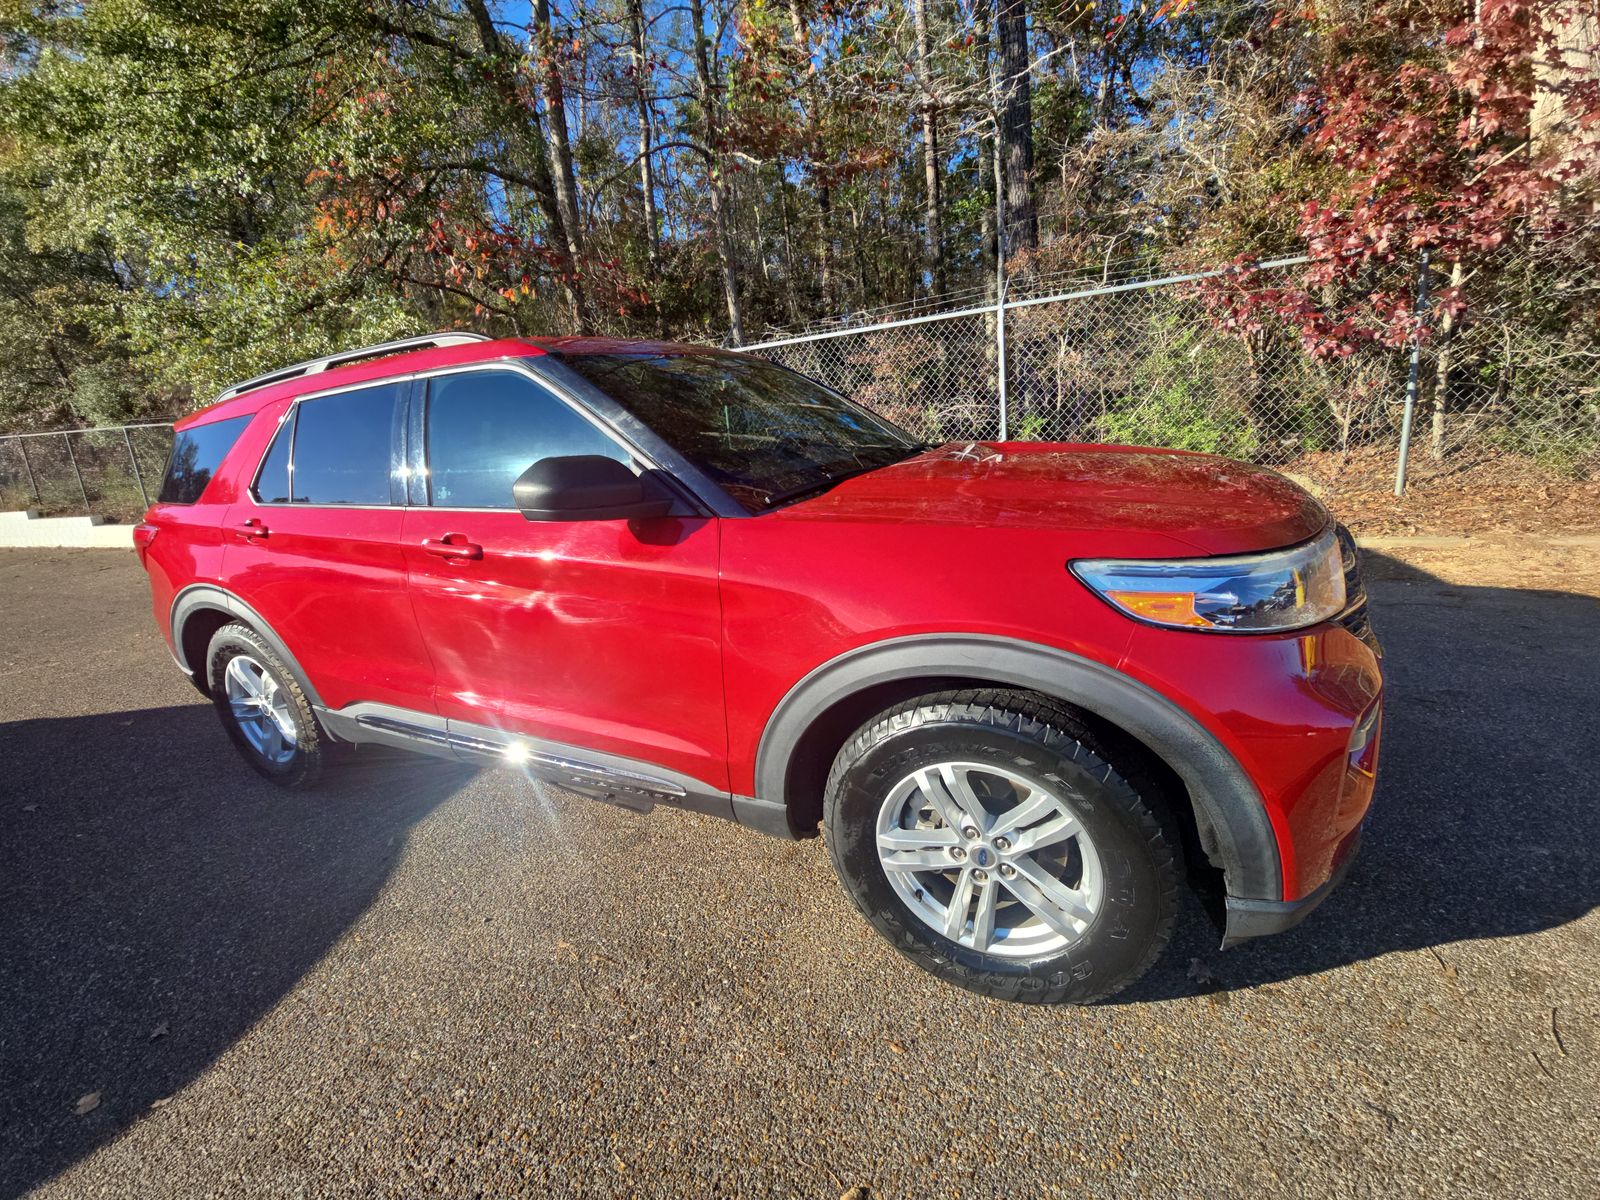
[140, 407, 273, 657]
[142, 503, 232, 659]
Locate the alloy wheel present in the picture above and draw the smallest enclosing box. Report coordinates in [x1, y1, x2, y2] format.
[223, 653, 299, 765]
[875, 761, 1104, 958]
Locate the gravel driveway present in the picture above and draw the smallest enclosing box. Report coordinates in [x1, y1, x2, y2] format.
[1, 544, 1596, 1198]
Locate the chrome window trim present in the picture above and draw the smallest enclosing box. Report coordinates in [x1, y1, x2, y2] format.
[248, 404, 295, 506]
[240, 353, 742, 518]
[241, 358, 672, 513]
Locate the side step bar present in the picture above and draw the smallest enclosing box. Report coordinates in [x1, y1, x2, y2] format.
[316, 703, 720, 818]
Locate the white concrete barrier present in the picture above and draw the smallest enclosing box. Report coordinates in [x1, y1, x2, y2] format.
[0, 510, 135, 549]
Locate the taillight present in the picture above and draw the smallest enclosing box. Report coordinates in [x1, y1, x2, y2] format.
[132, 522, 158, 565]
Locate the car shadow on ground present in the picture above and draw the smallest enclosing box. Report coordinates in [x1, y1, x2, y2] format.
[0, 705, 476, 1199]
[1114, 550, 1600, 1004]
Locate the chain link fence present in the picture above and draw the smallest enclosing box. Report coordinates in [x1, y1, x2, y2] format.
[750, 250, 1600, 496]
[0, 424, 174, 522]
[2, 246, 1595, 521]
[1421, 225, 1600, 479]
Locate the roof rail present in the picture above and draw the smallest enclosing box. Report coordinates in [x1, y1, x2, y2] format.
[216, 332, 494, 402]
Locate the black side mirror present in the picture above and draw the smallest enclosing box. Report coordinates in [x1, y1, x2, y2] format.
[512, 455, 675, 522]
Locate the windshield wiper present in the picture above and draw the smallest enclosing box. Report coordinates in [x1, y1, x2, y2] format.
[760, 444, 921, 510]
[761, 477, 839, 508]
[760, 462, 876, 508]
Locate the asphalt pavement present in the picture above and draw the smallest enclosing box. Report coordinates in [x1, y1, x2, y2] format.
[1, 546, 1596, 1198]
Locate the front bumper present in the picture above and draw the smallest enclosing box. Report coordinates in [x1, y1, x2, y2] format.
[1221, 827, 1361, 948]
[1122, 594, 1384, 902]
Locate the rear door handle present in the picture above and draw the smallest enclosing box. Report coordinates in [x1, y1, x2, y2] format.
[421, 534, 483, 561]
[231, 519, 269, 541]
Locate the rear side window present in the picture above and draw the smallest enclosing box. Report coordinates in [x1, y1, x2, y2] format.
[158, 415, 252, 505]
[253, 413, 293, 504]
[287, 383, 401, 505]
[424, 370, 631, 509]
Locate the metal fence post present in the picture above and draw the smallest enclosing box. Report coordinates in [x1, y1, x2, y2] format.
[122, 426, 150, 508]
[993, 131, 1009, 443]
[1395, 249, 1432, 497]
[62, 432, 90, 513]
[996, 276, 1009, 442]
[15, 438, 41, 505]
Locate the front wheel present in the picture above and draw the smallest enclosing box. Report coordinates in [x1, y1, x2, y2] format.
[823, 689, 1182, 1005]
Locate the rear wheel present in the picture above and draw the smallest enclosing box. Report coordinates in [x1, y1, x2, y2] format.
[206, 622, 326, 788]
[823, 689, 1182, 1004]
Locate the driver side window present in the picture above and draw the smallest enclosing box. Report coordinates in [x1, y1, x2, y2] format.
[423, 370, 634, 509]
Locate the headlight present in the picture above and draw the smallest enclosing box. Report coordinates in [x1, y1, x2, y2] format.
[1070, 527, 1347, 633]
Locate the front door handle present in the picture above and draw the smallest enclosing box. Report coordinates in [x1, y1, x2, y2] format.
[421, 534, 483, 561]
[231, 519, 269, 541]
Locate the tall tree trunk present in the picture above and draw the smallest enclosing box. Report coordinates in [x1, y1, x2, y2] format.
[778, 174, 802, 324]
[975, 0, 997, 300]
[816, 180, 835, 310]
[461, 0, 588, 330]
[625, 0, 660, 269]
[688, 0, 744, 343]
[755, 182, 770, 284]
[851, 198, 870, 305]
[912, 0, 944, 293]
[1531, 0, 1597, 155]
[1431, 259, 1464, 461]
[992, 139, 1006, 287]
[789, 0, 835, 311]
[996, 0, 1037, 254]
[532, 0, 585, 263]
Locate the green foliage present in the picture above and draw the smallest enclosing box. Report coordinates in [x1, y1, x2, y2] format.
[0, 177, 146, 429]
[0, 0, 428, 415]
[1101, 314, 1259, 457]
[1100, 381, 1259, 458]
[1014, 412, 1049, 440]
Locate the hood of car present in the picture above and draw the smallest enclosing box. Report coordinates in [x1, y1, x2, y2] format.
[776, 442, 1329, 556]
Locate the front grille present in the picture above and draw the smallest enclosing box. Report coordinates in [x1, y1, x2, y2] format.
[1333, 524, 1381, 655]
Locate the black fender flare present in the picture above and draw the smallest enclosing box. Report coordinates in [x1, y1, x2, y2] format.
[169, 584, 326, 709]
[752, 633, 1284, 903]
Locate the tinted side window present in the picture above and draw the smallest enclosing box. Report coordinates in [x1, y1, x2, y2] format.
[425, 371, 631, 509]
[291, 383, 400, 505]
[253, 412, 293, 504]
[158, 414, 251, 505]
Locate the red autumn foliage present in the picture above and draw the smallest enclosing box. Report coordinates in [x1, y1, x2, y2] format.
[1199, 0, 1600, 358]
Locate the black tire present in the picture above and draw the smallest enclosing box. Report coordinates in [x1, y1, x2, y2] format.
[822, 688, 1182, 1005]
[206, 622, 327, 789]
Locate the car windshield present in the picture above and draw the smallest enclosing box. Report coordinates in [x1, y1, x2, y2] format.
[552, 349, 922, 513]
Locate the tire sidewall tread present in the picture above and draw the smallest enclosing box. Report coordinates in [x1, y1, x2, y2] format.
[206, 621, 326, 789]
[822, 688, 1183, 1005]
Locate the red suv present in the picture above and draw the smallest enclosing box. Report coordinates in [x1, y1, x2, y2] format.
[136, 332, 1382, 1004]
